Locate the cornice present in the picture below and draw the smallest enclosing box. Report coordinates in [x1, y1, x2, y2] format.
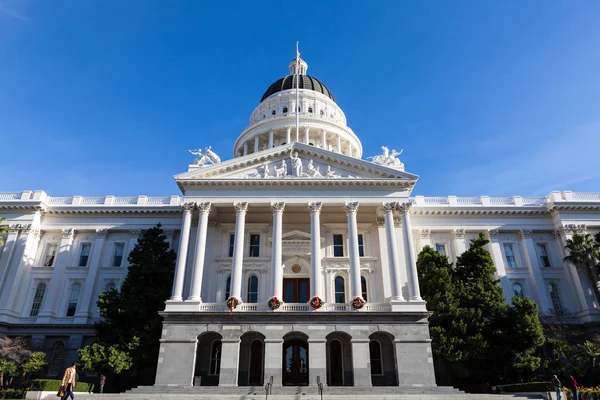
[410, 207, 550, 216]
[44, 207, 183, 215]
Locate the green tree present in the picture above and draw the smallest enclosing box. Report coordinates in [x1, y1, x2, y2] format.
[20, 352, 48, 376]
[579, 340, 600, 369]
[82, 224, 176, 380]
[0, 217, 9, 247]
[564, 233, 600, 304]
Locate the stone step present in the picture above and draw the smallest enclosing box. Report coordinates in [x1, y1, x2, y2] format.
[73, 395, 542, 400]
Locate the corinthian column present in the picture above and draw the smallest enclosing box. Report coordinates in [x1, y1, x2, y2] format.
[188, 202, 211, 301]
[344, 202, 363, 301]
[382, 203, 404, 301]
[170, 202, 194, 301]
[398, 203, 422, 301]
[270, 202, 285, 301]
[230, 202, 248, 301]
[308, 202, 324, 302]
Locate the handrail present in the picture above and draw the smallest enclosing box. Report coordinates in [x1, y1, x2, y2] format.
[264, 375, 273, 399]
[317, 376, 324, 400]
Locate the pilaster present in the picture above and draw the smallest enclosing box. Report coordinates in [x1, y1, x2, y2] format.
[74, 228, 108, 323]
[519, 230, 553, 314]
[487, 229, 512, 302]
[350, 339, 372, 387]
[308, 338, 327, 386]
[218, 339, 241, 386]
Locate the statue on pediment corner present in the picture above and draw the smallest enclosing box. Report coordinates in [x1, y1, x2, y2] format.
[369, 146, 404, 170]
[188, 146, 221, 167]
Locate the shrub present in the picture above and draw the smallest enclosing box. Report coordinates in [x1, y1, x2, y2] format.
[29, 379, 94, 393]
[493, 381, 552, 393]
[0, 388, 25, 399]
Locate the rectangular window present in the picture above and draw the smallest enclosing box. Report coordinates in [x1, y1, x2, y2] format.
[112, 244, 125, 267]
[333, 234, 344, 257]
[435, 243, 446, 256]
[503, 244, 517, 268]
[43, 244, 58, 267]
[78, 244, 91, 267]
[358, 234, 365, 257]
[249, 234, 260, 257]
[537, 244, 551, 268]
[228, 234, 235, 257]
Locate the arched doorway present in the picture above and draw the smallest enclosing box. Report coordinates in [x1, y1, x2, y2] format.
[238, 332, 265, 386]
[326, 332, 353, 386]
[369, 332, 398, 386]
[194, 332, 223, 386]
[282, 333, 309, 386]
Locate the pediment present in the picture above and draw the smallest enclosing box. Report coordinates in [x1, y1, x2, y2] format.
[174, 143, 418, 186]
[282, 230, 312, 241]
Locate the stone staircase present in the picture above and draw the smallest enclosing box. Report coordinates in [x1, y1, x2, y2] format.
[71, 385, 545, 400]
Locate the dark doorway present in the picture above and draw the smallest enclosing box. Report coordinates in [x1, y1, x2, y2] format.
[283, 278, 310, 303]
[329, 340, 344, 386]
[283, 339, 309, 386]
[248, 340, 263, 386]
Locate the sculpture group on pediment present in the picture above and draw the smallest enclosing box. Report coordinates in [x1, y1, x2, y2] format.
[188, 146, 221, 167]
[241, 153, 353, 180]
[368, 146, 404, 170]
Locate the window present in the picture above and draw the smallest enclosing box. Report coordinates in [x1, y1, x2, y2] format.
[247, 276, 258, 303]
[320, 110, 324, 116]
[308, 107, 313, 113]
[333, 234, 344, 257]
[537, 244, 551, 268]
[358, 234, 365, 257]
[225, 276, 231, 300]
[334, 276, 345, 303]
[503, 244, 517, 268]
[548, 283, 563, 317]
[283, 107, 288, 113]
[249, 234, 260, 257]
[209, 340, 222, 375]
[297, 106, 301, 112]
[369, 340, 383, 375]
[272, 110, 276, 115]
[78, 244, 91, 267]
[512, 282, 524, 299]
[66, 283, 81, 316]
[112, 243, 125, 267]
[43, 244, 58, 267]
[30, 283, 46, 317]
[361, 276, 368, 301]
[228, 234, 235, 257]
[435, 243, 446, 256]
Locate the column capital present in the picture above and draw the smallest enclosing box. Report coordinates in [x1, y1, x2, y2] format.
[62, 228, 75, 239]
[381, 202, 397, 214]
[196, 202, 211, 214]
[396, 202, 412, 214]
[419, 229, 431, 239]
[451, 229, 465, 239]
[95, 229, 109, 240]
[343, 202, 359, 215]
[129, 229, 141, 238]
[488, 229, 500, 237]
[233, 202, 249, 215]
[518, 229, 533, 239]
[271, 202, 285, 214]
[307, 202, 322, 215]
[8, 224, 21, 233]
[182, 202, 195, 212]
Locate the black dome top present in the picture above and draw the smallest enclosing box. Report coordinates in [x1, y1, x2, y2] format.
[261, 75, 335, 103]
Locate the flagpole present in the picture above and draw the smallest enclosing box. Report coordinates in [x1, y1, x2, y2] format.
[295, 41, 300, 143]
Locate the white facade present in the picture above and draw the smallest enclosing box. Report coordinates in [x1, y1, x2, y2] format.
[1, 58, 599, 388]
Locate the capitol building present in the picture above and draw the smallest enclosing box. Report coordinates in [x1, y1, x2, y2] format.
[1, 57, 599, 389]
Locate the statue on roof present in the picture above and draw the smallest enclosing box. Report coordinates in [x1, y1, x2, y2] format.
[188, 146, 221, 167]
[368, 146, 404, 171]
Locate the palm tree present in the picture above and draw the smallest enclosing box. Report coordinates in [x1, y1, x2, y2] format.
[0, 217, 9, 247]
[564, 233, 600, 306]
[580, 340, 600, 369]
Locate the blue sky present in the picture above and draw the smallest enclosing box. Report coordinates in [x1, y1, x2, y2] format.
[1, 1, 599, 197]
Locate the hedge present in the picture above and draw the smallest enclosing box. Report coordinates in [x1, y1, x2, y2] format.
[0, 388, 25, 399]
[30, 379, 94, 393]
[566, 388, 600, 400]
[493, 381, 552, 393]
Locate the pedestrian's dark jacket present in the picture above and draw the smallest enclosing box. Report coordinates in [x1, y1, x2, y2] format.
[552, 377, 561, 388]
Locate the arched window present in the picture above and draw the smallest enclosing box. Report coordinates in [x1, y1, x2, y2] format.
[369, 340, 383, 375]
[308, 107, 313, 113]
[272, 110, 276, 115]
[548, 283, 563, 317]
[247, 276, 258, 303]
[297, 106, 301, 112]
[225, 276, 231, 300]
[48, 341, 65, 377]
[334, 276, 345, 303]
[210, 340, 222, 375]
[66, 283, 81, 316]
[512, 282, 524, 299]
[283, 107, 288, 114]
[30, 283, 46, 317]
[361, 276, 368, 301]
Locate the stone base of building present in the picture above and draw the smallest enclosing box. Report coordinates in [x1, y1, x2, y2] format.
[155, 310, 436, 388]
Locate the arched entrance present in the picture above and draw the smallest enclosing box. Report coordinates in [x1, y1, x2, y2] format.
[326, 332, 353, 386]
[282, 333, 309, 386]
[238, 332, 265, 386]
[194, 332, 223, 386]
[369, 332, 398, 386]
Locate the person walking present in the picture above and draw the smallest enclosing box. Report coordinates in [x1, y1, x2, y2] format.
[61, 363, 77, 400]
[552, 375, 562, 400]
[569, 376, 579, 400]
[99, 373, 106, 394]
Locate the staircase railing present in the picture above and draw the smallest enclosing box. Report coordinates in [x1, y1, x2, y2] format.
[264, 375, 273, 399]
[317, 376, 324, 400]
